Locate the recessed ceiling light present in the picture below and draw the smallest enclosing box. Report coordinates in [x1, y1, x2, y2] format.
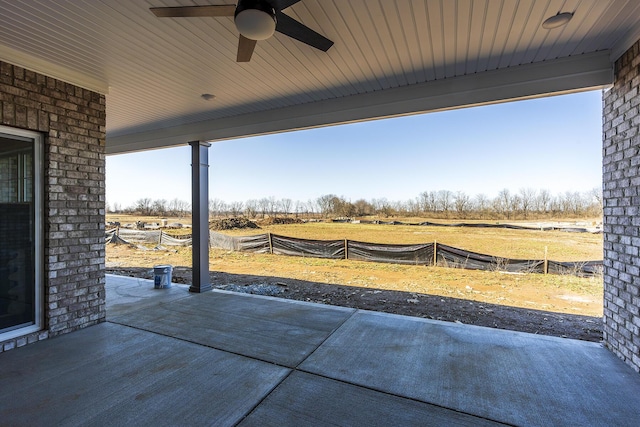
[201, 93, 216, 101]
[542, 12, 573, 29]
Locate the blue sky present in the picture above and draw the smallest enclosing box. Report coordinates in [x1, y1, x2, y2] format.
[106, 90, 602, 208]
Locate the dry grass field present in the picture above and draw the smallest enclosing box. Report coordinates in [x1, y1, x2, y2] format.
[107, 214, 602, 260]
[106, 214, 604, 319]
[223, 221, 603, 261]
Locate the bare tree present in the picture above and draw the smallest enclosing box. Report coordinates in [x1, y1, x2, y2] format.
[354, 199, 374, 216]
[549, 194, 562, 216]
[590, 187, 603, 214]
[454, 191, 470, 218]
[316, 194, 335, 218]
[339, 199, 356, 217]
[563, 191, 588, 216]
[559, 192, 574, 216]
[392, 200, 407, 216]
[419, 191, 438, 214]
[280, 198, 292, 217]
[135, 198, 153, 216]
[495, 189, 511, 219]
[535, 189, 551, 214]
[306, 199, 318, 218]
[258, 197, 270, 219]
[181, 186, 602, 224]
[418, 191, 434, 214]
[244, 199, 258, 218]
[152, 199, 167, 216]
[326, 196, 354, 218]
[509, 194, 522, 218]
[268, 196, 278, 218]
[405, 198, 421, 217]
[208, 198, 225, 218]
[372, 198, 394, 217]
[475, 194, 489, 218]
[519, 188, 536, 219]
[229, 201, 244, 217]
[294, 200, 305, 218]
[436, 190, 453, 217]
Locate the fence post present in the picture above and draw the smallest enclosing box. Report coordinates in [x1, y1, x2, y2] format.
[268, 232, 273, 254]
[433, 240, 437, 266]
[345, 239, 348, 260]
[544, 246, 548, 274]
[116, 225, 120, 237]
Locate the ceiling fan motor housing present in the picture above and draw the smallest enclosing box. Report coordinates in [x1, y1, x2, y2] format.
[234, 0, 277, 40]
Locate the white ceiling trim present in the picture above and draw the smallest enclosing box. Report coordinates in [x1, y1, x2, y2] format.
[106, 50, 612, 155]
[612, 24, 640, 61]
[0, 43, 109, 94]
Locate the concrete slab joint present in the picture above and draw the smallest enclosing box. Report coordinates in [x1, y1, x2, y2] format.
[4, 275, 640, 426]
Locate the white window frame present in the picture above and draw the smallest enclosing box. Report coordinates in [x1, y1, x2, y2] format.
[0, 125, 43, 341]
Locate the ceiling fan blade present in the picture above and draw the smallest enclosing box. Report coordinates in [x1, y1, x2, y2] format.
[272, 0, 302, 10]
[150, 5, 236, 18]
[237, 35, 257, 62]
[275, 12, 333, 51]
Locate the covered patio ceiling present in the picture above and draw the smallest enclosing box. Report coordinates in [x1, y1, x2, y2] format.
[0, 0, 638, 154]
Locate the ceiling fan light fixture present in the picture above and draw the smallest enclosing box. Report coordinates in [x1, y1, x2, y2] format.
[542, 12, 573, 29]
[234, 0, 276, 41]
[150, 0, 334, 63]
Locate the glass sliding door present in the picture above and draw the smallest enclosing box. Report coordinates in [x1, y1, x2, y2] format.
[0, 126, 42, 339]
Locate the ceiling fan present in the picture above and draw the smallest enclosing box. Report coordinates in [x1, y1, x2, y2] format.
[150, 0, 334, 62]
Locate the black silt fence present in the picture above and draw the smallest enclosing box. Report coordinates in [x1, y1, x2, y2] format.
[435, 243, 545, 273]
[192, 231, 603, 277]
[271, 234, 345, 259]
[347, 241, 434, 265]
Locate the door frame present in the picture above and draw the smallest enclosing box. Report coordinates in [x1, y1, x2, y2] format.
[0, 125, 43, 341]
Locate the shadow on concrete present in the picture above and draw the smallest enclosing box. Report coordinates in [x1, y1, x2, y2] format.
[106, 266, 602, 342]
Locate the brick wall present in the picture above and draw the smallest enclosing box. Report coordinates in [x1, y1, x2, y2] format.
[603, 39, 640, 373]
[0, 61, 106, 352]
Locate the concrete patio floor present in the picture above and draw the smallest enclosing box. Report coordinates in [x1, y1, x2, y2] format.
[1, 274, 640, 426]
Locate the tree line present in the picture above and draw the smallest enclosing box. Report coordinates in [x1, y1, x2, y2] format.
[107, 187, 602, 220]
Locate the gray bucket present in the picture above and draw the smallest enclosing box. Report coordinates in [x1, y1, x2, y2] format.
[153, 265, 173, 289]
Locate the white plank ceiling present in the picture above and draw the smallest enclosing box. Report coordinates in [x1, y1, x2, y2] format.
[0, 0, 638, 153]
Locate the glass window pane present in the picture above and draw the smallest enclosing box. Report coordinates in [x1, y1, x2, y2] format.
[0, 136, 35, 332]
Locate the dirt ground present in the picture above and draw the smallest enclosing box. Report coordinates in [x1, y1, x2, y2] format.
[107, 263, 603, 342]
[106, 216, 603, 342]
